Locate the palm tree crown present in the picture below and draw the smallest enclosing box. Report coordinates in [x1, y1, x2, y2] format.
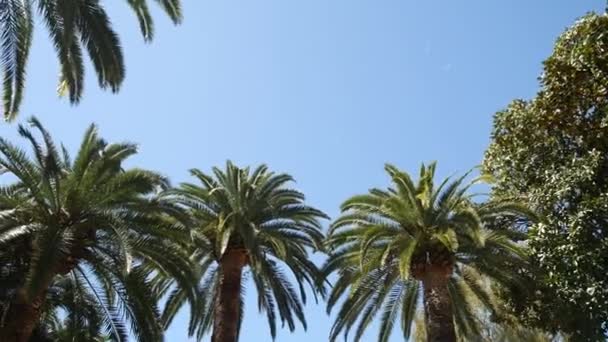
[160, 161, 328, 342]
[0, 0, 182, 121]
[324, 162, 529, 342]
[0, 117, 198, 342]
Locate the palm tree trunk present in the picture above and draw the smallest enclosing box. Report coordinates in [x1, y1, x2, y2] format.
[212, 249, 247, 342]
[0, 290, 45, 342]
[421, 269, 456, 342]
[1, 250, 83, 342]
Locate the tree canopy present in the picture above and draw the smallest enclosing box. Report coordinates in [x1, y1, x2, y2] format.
[483, 12, 608, 340]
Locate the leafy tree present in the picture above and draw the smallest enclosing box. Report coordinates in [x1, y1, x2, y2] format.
[159, 162, 327, 342]
[324, 163, 529, 342]
[0, 117, 198, 342]
[483, 12, 608, 340]
[0, 0, 182, 121]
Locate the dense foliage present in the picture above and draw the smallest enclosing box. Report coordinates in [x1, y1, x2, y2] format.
[0, 0, 182, 120]
[483, 12, 608, 340]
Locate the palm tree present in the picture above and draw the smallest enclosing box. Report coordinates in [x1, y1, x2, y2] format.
[324, 163, 530, 342]
[0, 0, 183, 121]
[0, 117, 198, 342]
[159, 161, 328, 342]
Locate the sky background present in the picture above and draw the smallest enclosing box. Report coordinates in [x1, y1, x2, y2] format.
[0, 1, 605, 341]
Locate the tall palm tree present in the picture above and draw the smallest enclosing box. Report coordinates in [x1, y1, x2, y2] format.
[160, 162, 328, 342]
[0, 117, 198, 342]
[0, 0, 182, 120]
[324, 163, 530, 342]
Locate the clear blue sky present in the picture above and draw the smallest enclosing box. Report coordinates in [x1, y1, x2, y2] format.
[0, 1, 604, 341]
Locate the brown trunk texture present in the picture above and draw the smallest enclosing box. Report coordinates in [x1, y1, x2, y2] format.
[211, 250, 247, 342]
[0, 290, 45, 342]
[422, 266, 456, 342]
[0, 245, 85, 342]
